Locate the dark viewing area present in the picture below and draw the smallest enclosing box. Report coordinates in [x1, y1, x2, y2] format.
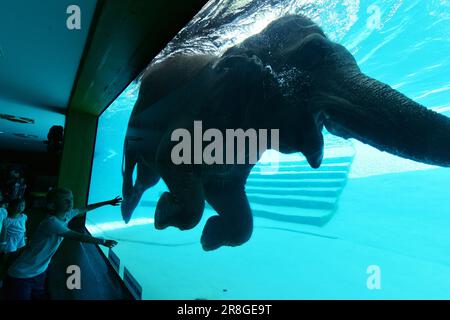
[0, 0, 208, 300]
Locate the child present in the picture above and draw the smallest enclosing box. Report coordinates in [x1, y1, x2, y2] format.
[0, 190, 8, 266]
[0, 199, 28, 285]
[3, 187, 121, 300]
[0, 190, 7, 248]
[3, 199, 28, 255]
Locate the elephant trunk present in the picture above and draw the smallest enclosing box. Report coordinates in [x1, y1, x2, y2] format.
[320, 72, 450, 167]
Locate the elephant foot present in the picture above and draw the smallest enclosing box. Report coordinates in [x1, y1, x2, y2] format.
[155, 192, 184, 230]
[121, 194, 140, 224]
[121, 181, 152, 224]
[201, 215, 253, 251]
[201, 216, 229, 251]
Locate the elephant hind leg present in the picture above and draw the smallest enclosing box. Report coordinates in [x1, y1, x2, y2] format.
[121, 162, 160, 223]
[201, 182, 253, 251]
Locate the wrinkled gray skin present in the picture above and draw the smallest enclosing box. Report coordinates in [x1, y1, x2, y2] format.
[122, 15, 450, 251]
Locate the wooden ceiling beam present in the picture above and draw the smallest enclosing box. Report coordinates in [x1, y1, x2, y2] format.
[69, 0, 208, 116]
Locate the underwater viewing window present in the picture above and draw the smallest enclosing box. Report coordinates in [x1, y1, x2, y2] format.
[87, 0, 450, 299]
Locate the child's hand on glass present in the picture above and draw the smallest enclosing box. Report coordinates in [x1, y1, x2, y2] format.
[102, 239, 118, 248]
[108, 196, 122, 206]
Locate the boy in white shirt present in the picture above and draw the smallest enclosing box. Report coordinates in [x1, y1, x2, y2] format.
[3, 198, 28, 254]
[0, 190, 8, 269]
[0, 198, 27, 286]
[0, 192, 7, 247]
[3, 187, 120, 300]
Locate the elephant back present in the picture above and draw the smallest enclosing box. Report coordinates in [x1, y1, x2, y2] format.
[131, 54, 218, 118]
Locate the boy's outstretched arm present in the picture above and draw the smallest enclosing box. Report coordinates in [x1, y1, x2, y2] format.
[75, 196, 122, 217]
[61, 230, 118, 248]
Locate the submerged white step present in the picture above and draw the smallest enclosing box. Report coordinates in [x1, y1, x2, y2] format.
[248, 194, 336, 210]
[249, 171, 349, 180]
[251, 165, 351, 174]
[250, 203, 335, 226]
[255, 156, 353, 167]
[246, 179, 346, 188]
[246, 186, 342, 197]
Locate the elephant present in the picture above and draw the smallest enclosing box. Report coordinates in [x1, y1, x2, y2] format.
[121, 14, 450, 251]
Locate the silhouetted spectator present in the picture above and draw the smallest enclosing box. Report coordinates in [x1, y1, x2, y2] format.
[45, 125, 64, 154]
[4, 168, 26, 201]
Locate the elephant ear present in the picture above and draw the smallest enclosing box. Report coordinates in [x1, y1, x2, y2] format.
[287, 33, 332, 70]
[213, 54, 265, 74]
[191, 54, 274, 126]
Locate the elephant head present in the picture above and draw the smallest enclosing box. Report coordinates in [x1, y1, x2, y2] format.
[226, 15, 450, 168]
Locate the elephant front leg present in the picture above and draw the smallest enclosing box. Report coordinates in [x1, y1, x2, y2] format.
[122, 162, 160, 224]
[155, 136, 205, 231]
[202, 181, 253, 251]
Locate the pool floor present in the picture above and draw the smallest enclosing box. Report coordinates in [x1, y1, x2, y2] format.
[92, 167, 450, 299]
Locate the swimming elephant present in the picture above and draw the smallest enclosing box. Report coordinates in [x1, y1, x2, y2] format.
[121, 15, 450, 251]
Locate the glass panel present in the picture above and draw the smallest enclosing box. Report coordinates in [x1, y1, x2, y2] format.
[88, 0, 450, 299]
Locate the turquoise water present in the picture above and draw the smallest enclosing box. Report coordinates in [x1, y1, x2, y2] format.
[87, 0, 450, 299]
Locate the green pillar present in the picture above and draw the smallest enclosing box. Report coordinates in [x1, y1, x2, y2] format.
[58, 110, 97, 209]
